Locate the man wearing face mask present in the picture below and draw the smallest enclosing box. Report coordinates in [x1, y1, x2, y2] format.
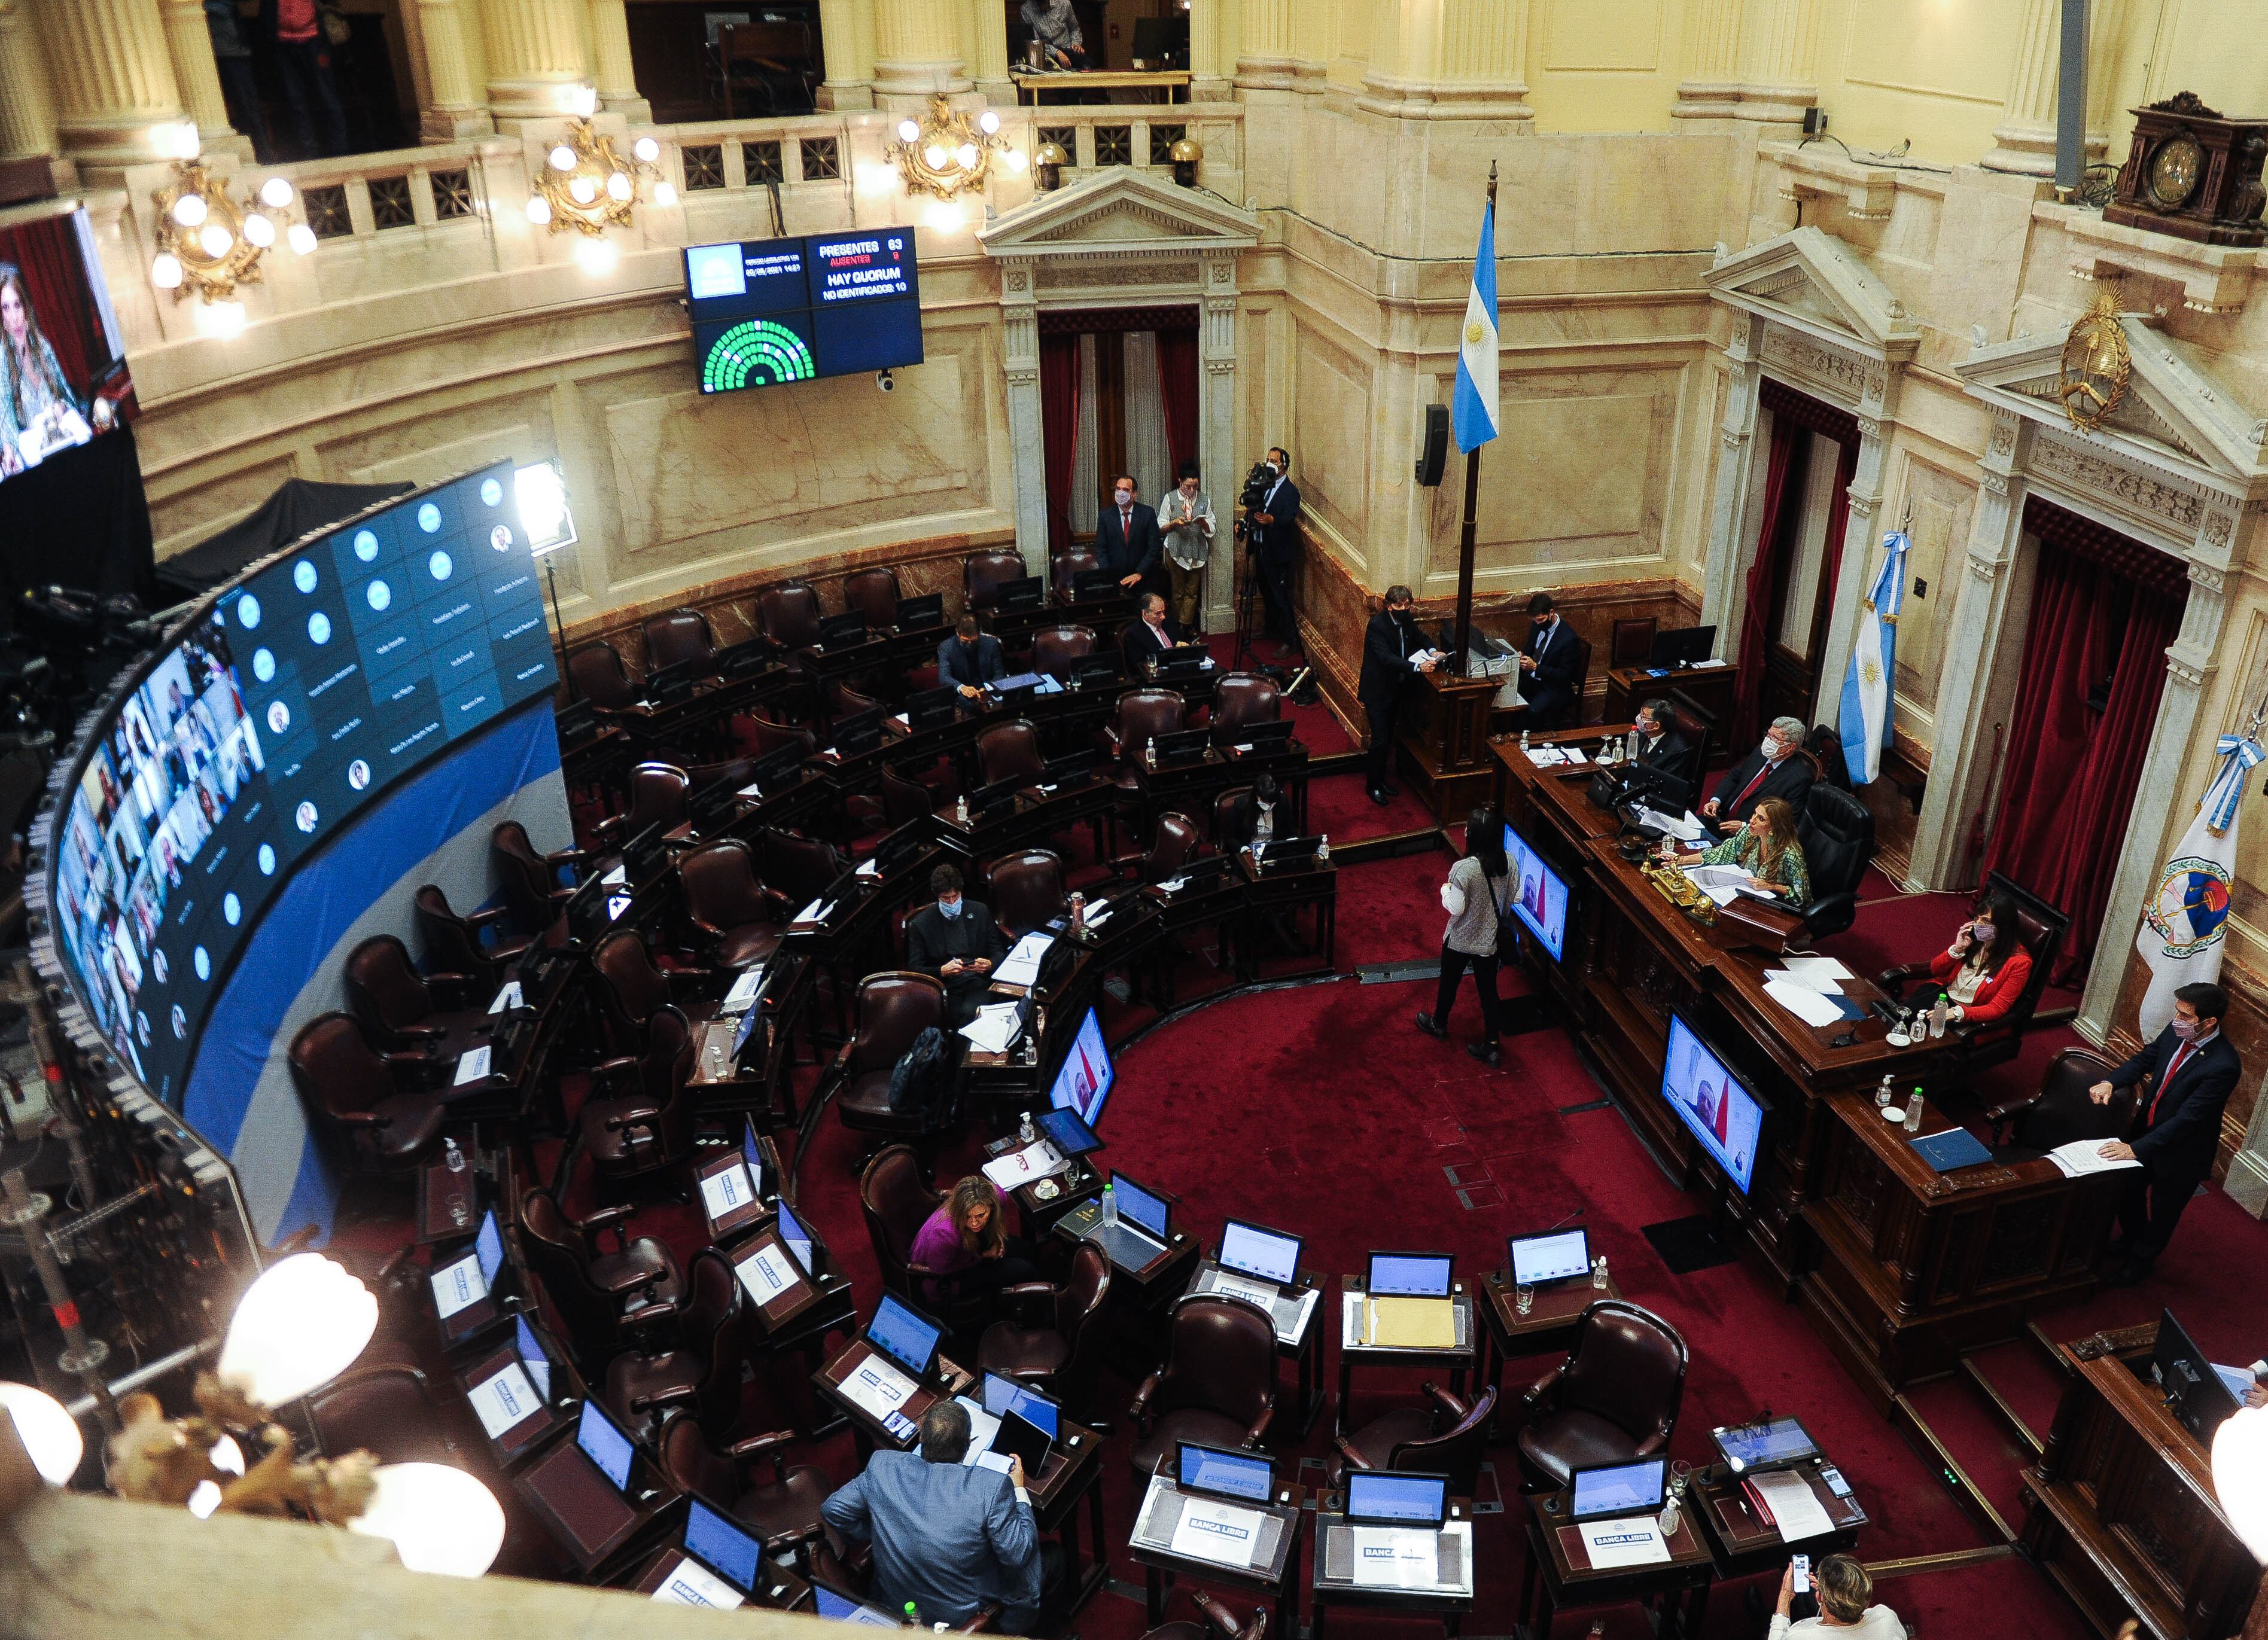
[1118, 592, 1189, 677]
[1626, 697, 1697, 807]
[1246, 447, 1302, 654]
[1096, 474, 1162, 599]
[1703, 715, 1814, 833]
[905, 864, 1007, 1026]
[2089, 981, 2241, 1284]
[1359, 586, 1438, 807]
[1515, 593, 1582, 729]
[937, 614, 1006, 700]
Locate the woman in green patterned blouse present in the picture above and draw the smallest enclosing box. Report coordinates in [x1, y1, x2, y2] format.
[1698, 795, 1810, 909]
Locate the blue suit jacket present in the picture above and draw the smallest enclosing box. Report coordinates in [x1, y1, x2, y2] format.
[937, 633, 1006, 690]
[821, 1450, 1042, 1627]
[2109, 1025, 2241, 1179]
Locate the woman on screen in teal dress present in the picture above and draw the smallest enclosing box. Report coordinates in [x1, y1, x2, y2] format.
[0, 263, 104, 475]
[1698, 796, 1811, 909]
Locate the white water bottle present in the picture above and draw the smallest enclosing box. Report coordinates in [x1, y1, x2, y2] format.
[444, 1136, 466, 1173]
[1018, 1109, 1036, 1145]
[1928, 992, 1949, 1039]
[1101, 1184, 1119, 1227]
[1904, 1090, 1926, 1133]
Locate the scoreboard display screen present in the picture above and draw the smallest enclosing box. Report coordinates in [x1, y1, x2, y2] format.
[684, 232, 924, 394]
[51, 461, 556, 1102]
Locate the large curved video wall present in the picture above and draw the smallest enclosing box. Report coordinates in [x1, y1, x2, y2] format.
[48, 461, 557, 1104]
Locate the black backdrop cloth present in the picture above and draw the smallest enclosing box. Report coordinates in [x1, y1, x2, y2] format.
[154, 477, 413, 601]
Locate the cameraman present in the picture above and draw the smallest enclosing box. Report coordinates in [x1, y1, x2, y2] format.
[1244, 447, 1301, 654]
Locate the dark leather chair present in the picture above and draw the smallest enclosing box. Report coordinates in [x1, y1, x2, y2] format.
[1564, 635, 1594, 726]
[843, 567, 902, 632]
[415, 884, 530, 990]
[1880, 870, 2070, 1075]
[1140, 1591, 1267, 1640]
[881, 763, 948, 828]
[309, 1362, 461, 1468]
[492, 820, 589, 926]
[518, 1185, 685, 1365]
[1049, 550, 1101, 602]
[603, 1249, 749, 1443]
[589, 928, 714, 1054]
[978, 1242, 1111, 1409]
[1033, 624, 1098, 673]
[986, 849, 1067, 940]
[1611, 617, 1657, 669]
[832, 974, 946, 1147]
[1655, 696, 1713, 810]
[678, 838, 790, 968]
[342, 934, 487, 1059]
[569, 641, 642, 711]
[1988, 1046, 2128, 1148]
[859, 1143, 993, 1334]
[1127, 1294, 1278, 1478]
[646, 608, 722, 677]
[589, 763, 691, 850]
[288, 1013, 462, 1173]
[1514, 1300, 1688, 1491]
[657, 1411, 830, 1563]
[976, 720, 1046, 788]
[579, 1005, 699, 1183]
[965, 551, 1028, 612]
[1329, 1382, 1497, 1494]
[1109, 812, 1203, 885]
[1212, 673, 1281, 733]
[755, 581, 824, 651]
[754, 827, 847, 907]
[1804, 723, 1853, 792]
[1791, 783, 1875, 942]
[1105, 689, 1187, 790]
[829, 679, 883, 720]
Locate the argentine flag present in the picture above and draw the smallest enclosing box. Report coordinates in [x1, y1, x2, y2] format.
[1836, 531, 1908, 785]
[1451, 200, 1499, 453]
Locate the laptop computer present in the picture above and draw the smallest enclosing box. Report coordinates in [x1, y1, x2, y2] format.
[1200, 1219, 1313, 1337]
[1085, 1170, 1171, 1269]
[897, 592, 946, 630]
[1710, 1415, 1822, 1474]
[1570, 1456, 1668, 1521]
[813, 1586, 903, 1626]
[650, 1498, 768, 1609]
[1324, 1471, 1468, 1592]
[430, 1209, 510, 1345]
[518, 1397, 643, 1566]
[1508, 1226, 1592, 1288]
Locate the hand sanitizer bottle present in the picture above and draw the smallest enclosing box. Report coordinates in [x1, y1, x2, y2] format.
[1018, 1109, 1036, 1145]
[955, 794, 969, 827]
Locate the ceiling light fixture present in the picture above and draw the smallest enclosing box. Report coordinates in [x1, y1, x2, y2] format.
[150, 156, 297, 306]
[526, 117, 665, 245]
[887, 95, 1009, 201]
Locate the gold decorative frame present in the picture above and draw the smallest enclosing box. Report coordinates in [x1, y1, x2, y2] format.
[150, 160, 290, 304]
[886, 95, 1007, 201]
[2059, 287, 2132, 432]
[529, 118, 665, 237]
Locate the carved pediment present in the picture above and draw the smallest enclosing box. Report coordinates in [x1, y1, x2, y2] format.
[978, 167, 1260, 260]
[1707, 225, 1922, 361]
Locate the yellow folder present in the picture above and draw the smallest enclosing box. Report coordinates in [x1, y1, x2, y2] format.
[1366, 1295, 1457, 1349]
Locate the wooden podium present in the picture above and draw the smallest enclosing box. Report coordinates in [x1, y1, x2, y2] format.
[1394, 668, 1501, 821]
[2022, 1324, 2263, 1640]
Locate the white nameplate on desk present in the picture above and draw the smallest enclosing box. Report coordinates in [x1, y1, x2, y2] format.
[467, 1361, 540, 1439]
[1576, 1514, 1669, 1568]
[1170, 1498, 1265, 1568]
[700, 1163, 756, 1223]
[652, 1559, 745, 1609]
[733, 1242, 800, 1303]
[429, 1252, 488, 1320]
[1351, 1526, 1440, 1589]
[453, 1045, 492, 1085]
[487, 981, 522, 1014]
[722, 965, 766, 1013]
[839, 1358, 915, 1421]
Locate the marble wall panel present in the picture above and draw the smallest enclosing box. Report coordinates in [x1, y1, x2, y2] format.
[1289, 318, 1374, 562]
[1891, 453, 1975, 719]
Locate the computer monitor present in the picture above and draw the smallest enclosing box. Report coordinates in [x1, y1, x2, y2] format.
[740, 1118, 766, 1194]
[905, 686, 958, 729]
[814, 1587, 899, 1626]
[2153, 1307, 2243, 1441]
[1048, 1007, 1113, 1125]
[832, 706, 885, 756]
[1067, 653, 1122, 688]
[1710, 1415, 1821, 1474]
[576, 1398, 637, 1492]
[1070, 568, 1120, 602]
[775, 1198, 815, 1276]
[475, 1209, 506, 1288]
[1344, 1471, 1449, 1526]
[1177, 1441, 1273, 1504]
[1569, 1457, 1667, 1520]
[515, 1314, 554, 1403]
[750, 742, 807, 793]
[1649, 624, 1717, 669]
[818, 611, 868, 650]
[684, 1498, 763, 1593]
[1508, 1227, 1591, 1288]
[1502, 819, 1571, 962]
[997, 575, 1045, 611]
[1110, 1172, 1170, 1242]
[1041, 748, 1099, 785]
[866, 1294, 943, 1380]
[897, 592, 946, 629]
[1367, 1251, 1453, 1298]
[1661, 1011, 1768, 1196]
[1036, 1105, 1103, 1158]
[1219, 1220, 1302, 1287]
[1153, 726, 1211, 764]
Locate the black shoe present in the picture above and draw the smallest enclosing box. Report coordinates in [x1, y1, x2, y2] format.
[1466, 1041, 1501, 1068]
[1414, 1012, 1448, 1039]
[1369, 788, 1392, 807]
[1382, 782, 1401, 798]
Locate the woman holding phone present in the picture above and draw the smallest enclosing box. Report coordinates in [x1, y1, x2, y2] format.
[1911, 888, 2033, 1024]
[1415, 806, 1511, 1067]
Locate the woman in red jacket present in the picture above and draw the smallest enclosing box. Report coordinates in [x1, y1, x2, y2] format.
[1921, 889, 2033, 1024]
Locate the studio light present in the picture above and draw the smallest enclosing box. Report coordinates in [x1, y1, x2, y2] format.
[515, 460, 577, 553]
[2214, 1406, 2268, 1563]
[0, 1381, 83, 1485]
[1033, 140, 1068, 193]
[216, 1253, 376, 1407]
[887, 96, 1009, 200]
[349, 1464, 506, 1577]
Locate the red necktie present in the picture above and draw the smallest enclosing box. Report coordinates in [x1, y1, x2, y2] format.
[2147, 1041, 2194, 1126]
[1731, 757, 1777, 813]
[1122, 508, 1133, 542]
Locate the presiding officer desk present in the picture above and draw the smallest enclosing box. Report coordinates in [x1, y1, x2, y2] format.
[1493, 730, 2123, 1408]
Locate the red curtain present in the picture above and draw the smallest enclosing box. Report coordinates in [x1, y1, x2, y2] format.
[1728, 414, 1801, 752]
[1039, 333, 1081, 557]
[1156, 328, 1200, 480]
[1, 214, 102, 407]
[1982, 542, 2183, 981]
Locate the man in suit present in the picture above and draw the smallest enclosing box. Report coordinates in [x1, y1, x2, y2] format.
[1247, 446, 1302, 654]
[1358, 584, 1438, 807]
[1628, 696, 1696, 807]
[1517, 593, 1582, 728]
[1095, 473, 1162, 599]
[2089, 981, 2242, 1284]
[904, 864, 1007, 1025]
[937, 614, 1006, 699]
[1703, 715, 1814, 832]
[1118, 592, 1188, 678]
[821, 1400, 1046, 1631]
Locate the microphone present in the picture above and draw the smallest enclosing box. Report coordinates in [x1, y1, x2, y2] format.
[1540, 1206, 1585, 1233]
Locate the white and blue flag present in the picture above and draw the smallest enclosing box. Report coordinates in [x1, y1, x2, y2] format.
[2135, 733, 2261, 1039]
[1451, 200, 1499, 454]
[1837, 531, 1908, 785]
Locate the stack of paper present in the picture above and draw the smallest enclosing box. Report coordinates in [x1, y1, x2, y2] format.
[1764, 977, 1846, 1029]
[1682, 864, 1748, 907]
[1777, 956, 1852, 990]
[960, 1002, 1024, 1054]
[996, 932, 1054, 987]
[1366, 1295, 1457, 1349]
[1636, 807, 1709, 842]
[2048, 1139, 2144, 1177]
[1751, 1470, 1835, 1540]
[982, 1139, 1065, 1190]
[1529, 745, 1590, 768]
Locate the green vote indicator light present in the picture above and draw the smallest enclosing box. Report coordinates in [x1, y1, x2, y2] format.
[703, 319, 817, 391]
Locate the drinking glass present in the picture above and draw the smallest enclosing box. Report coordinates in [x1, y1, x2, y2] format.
[1515, 1282, 1535, 1316]
[1670, 1460, 1692, 1499]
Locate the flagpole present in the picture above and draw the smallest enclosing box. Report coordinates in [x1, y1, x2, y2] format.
[1453, 161, 1497, 677]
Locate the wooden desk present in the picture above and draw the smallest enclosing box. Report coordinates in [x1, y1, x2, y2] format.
[1398, 667, 1503, 821]
[1335, 1279, 1479, 1437]
[1798, 1090, 2121, 1407]
[810, 1338, 975, 1461]
[1024, 1410, 1113, 1617]
[1238, 852, 1337, 980]
[1689, 1456, 1867, 1580]
[1476, 1270, 1619, 1433]
[1601, 662, 1736, 730]
[2021, 1324, 2263, 1640]
[1130, 1475, 1307, 1636]
[1520, 1491, 1715, 1640]
[1310, 1495, 1478, 1638]
[1013, 68, 1190, 103]
[1051, 1197, 1201, 1301]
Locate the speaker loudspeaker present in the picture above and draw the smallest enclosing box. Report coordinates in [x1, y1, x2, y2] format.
[1415, 404, 1449, 487]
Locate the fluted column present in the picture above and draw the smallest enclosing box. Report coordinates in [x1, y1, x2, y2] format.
[963, 0, 1009, 102]
[156, 0, 232, 144]
[41, 0, 186, 170]
[816, 0, 875, 109]
[587, 0, 649, 120]
[872, 0, 967, 101]
[483, 0, 593, 126]
[0, 0, 59, 160]
[413, 0, 494, 140]
[2085, 0, 2130, 151]
[1982, 0, 2060, 174]
[1236, 0, 1302, 90]
[1359, 0, 1530, 123]
[1673, 0, 1742, 120]
[1188, 0, 1229, 98]
[1731, 0, 1820, 124]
